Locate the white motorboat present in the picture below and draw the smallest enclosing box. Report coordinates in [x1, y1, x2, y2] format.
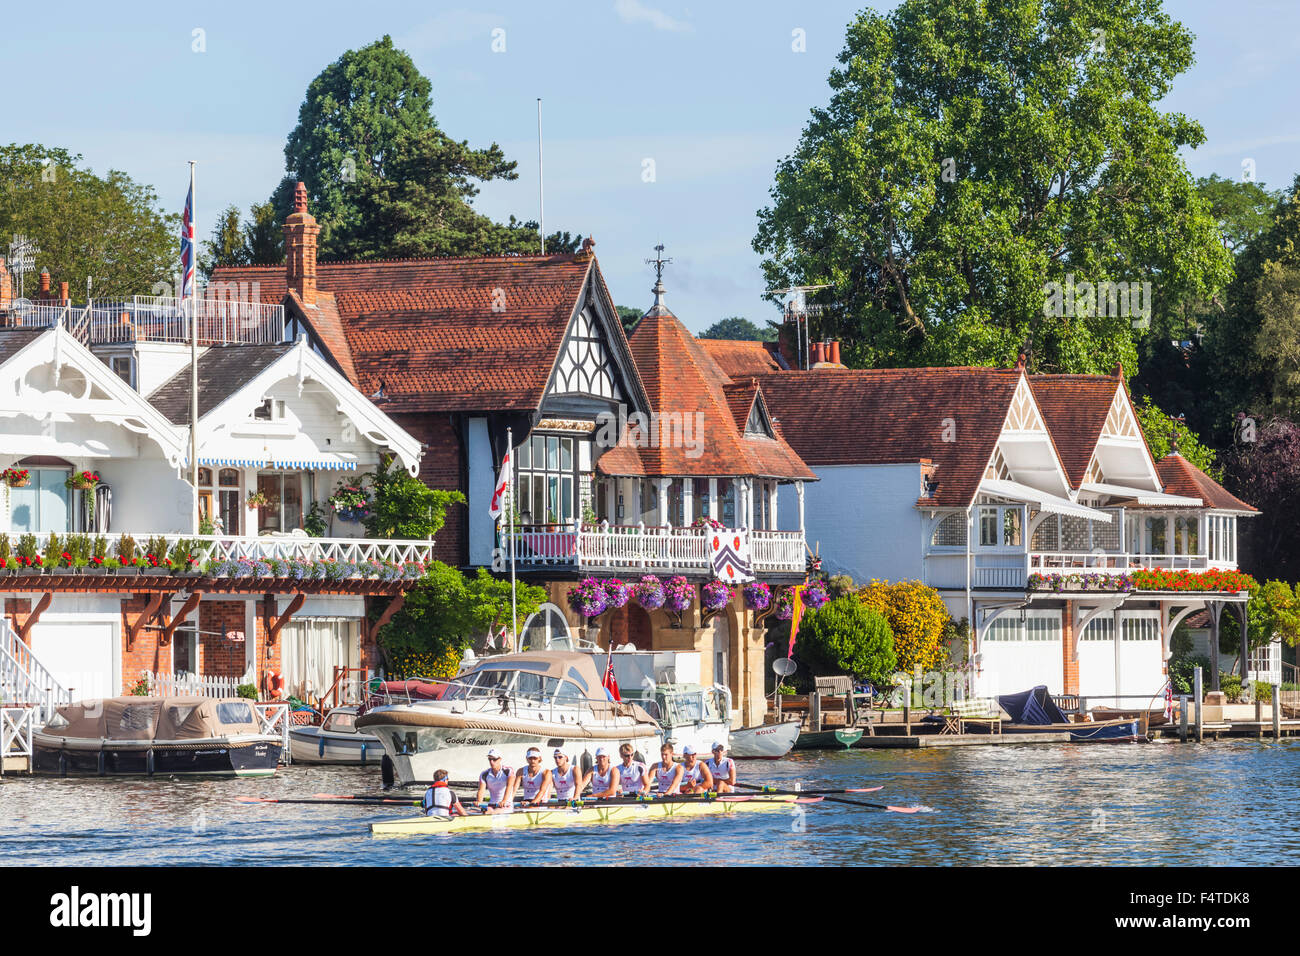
[634, 683, 732, 756]
[288, 706, 383, 766]
[355, 651, 661, 786]
[729, 720, 800, 758]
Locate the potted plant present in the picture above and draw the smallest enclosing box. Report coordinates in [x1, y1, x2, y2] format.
[2, 467, 30, 488]
[566, 577, 609, 618]
[246, 489, 270, 509]
[0, 535, 10, 574]
[633, 574, 666, 611]
[664, 575, 694, 626]
[327, 483, 369, 522]
[743, 581, 772, 611]
[116, 534, 140, 574]
[66, 470, 102, 524]
[701, 579, 734, 612]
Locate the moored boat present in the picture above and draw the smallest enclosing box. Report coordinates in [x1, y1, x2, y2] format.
[993, 686, 1147, 743]
[33, 696, 282, 777]
[729, 720, 800, 757]
[370, 793, 800, 835]
[355, 651, 661, 786]
[288, 706, 383, 765]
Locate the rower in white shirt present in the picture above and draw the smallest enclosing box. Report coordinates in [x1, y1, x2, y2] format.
[551, 748, 580, 801]
[679, 744, 714, 794]
[583, 746, 621, 799]
[475, 748, 514, 811]
[705, 741, 736, 793]
[616, 742, 648, 796]
[514, 747, 553, 806]
[650, 743, 684, 795]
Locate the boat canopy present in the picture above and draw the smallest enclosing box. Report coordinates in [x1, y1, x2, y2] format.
[467, 651, 608, 701]
[41, 696, 262, 740]
[996, 686, 1068, 726]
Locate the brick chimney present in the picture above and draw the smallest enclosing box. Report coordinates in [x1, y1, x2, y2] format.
[828, 340, 841, 365]
[39, 268, 50, 299]
[0, 258, 11, 309]
[59, 281, 68, 301]
[283, 181, 320, 306]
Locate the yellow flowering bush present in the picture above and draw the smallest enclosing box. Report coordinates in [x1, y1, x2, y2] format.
[857, 579, 950, 674]
[386, 645, 463, 681]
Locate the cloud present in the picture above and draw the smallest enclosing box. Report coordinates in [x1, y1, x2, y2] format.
[396, 9, 505, 52]
[613, 0, 692, 33]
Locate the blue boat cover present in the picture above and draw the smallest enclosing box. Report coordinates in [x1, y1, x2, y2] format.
[997, 686, 1068, 725]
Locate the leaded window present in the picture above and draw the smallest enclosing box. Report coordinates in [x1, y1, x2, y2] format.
[552, 310, 622, 399]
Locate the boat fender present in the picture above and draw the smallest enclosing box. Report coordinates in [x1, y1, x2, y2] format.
[361, 742, 368, 764]
[381, 755, 395, 789]
[58, 751, 67, 778]
[580, 750, 593, 777]
[147, 748, 154, 776]
[97, 749, 105, 777]
[634, 750, 645, 763]
[319, 735, 326, 759]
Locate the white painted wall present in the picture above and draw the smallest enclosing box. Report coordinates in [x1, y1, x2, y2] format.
[467, 417, 495, 566]
[778, 463, 925, 583]
[135, 342, 196, 397]
[101, 458, 193, 533]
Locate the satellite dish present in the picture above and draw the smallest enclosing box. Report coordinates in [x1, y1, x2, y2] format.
[772, 658, 797, 677]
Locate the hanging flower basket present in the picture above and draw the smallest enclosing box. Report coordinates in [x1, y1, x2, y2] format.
[2, 468, 30, 488]
[633, 574, 665, 610]
[566, 576, 609, 618]
[774, 588, 795, 621]
[66, 470, 101, 491]
[692, 516, 724, 531]
[664, 575, 694, 613]
[603, 578, 630, 611]
[246, 490, 270, 509]
[701, 580, 734, 612]
[742, 581, 771, 611]
[328, 484, 370, 522]
[802, 581, 830, 610]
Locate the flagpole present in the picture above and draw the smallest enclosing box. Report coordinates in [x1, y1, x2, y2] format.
[188, 160, 199, 534]
[507, 427, 518, 651]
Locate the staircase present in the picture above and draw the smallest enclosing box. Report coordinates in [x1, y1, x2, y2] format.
[1, 620, 72, 725]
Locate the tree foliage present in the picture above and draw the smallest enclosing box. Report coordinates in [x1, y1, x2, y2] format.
[753, 0, 1231, 376]
[1196, 174, 1280, 255]
[616, 306, 642, 336]
[796, 597, 896, 684]
[1132, 395, 1220, 479]
[699, 316, 777, 342]
[1224, 417, 1300, 579]
[0, 143, 178, 298]
[281, 36, 566, 260]
[360, 456, 465, 540]
[856, 579, 950, 674]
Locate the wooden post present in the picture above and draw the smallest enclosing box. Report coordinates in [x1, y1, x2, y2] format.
[1208, 602, 1221, 692]
[1179, 695, 1188, 742]
[1193, 666, 1203, 742]
[1273, 683, 1281, 740]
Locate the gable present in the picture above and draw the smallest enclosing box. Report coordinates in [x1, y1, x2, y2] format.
[988, 376, 1071, 497]
[547, 307, 624, 402]
[1088, 386, 1160, 489]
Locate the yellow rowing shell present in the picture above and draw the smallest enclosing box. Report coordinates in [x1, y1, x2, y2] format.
[371, 794, 800, 836]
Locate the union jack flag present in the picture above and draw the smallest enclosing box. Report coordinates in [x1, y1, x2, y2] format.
[180, 179, 195, 298]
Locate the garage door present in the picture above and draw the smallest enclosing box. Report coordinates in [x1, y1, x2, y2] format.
[975, 611, 1063, 698]
[1078, 617, 1117, 704]
[29, 621, 116, 700]
[1078, 614, 1164, 706]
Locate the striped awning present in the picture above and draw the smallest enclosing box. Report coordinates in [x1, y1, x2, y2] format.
[188, 456, 358, 471]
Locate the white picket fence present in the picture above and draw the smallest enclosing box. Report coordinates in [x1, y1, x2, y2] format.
[140, 670, 243, 699]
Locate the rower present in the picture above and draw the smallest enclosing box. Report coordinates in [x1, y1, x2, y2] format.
[617, 742, 648, 796]
[422, 769, 466, 818]
[475, 748, 514, 811]
[515, 747, 552, 807]
[650, 743, 683, 795]
[551, 748, 579, 802]
[584, 746, 620, 799]
[705, 741, 736, 793]
[679, 744, 714, 794]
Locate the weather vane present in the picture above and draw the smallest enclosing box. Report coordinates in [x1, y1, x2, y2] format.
[645, 244, 672, 284]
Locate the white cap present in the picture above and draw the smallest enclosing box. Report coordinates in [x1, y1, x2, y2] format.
[595, 746, 609, 757]
[525, 747, 541, 758]
[681, 744, 697, 755]
[552, 747, 567, 757]
[486, 748, 502, 759]
[712, 741, 726, 751]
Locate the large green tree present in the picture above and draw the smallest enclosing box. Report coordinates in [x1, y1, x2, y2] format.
[0, 144, 177, 298]
[753, 0, 1231, 375]
[699, 316, 777, 342]
[282, 36, 569, 260]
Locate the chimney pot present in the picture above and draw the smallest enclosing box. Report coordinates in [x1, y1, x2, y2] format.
[829, 341, 841, 365]
[39, 269, 51, 295]
[284, 181, 320, 306]
[59, 281, 68, 301]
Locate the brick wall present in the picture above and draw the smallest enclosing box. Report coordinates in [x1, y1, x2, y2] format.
[1062, 600, 1079, 695]
[395, 412, 467, 565]
[119, 595, 168, 691]
[199, 601, 248, 679]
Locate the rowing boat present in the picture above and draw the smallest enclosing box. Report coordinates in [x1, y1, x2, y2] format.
[370, 793, 801, 835]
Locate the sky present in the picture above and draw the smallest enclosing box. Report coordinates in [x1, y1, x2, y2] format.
[3, 0, 1300, 333]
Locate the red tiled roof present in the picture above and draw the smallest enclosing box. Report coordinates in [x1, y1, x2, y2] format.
[1155, 455, 1259, 513]
[214, 255, 602, 411]
[286, 290, 357, 385]
[757, 367, 1024, 507]
[597, 306, 814, 481]
[1030, 375, 1119, 488]
[697, 338, 782, 378]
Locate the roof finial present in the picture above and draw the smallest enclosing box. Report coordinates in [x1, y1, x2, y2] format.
[646, 243, 672, 308]
[1169, 413, 1185, 456]
[293, 181, 309, 214]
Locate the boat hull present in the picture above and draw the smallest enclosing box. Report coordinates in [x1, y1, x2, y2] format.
[729, 720, 800, 758]
[371, 794, 798, 835]
[288, 726, 384, 766]
[357, 705, 661, 785]
[31, 735, 282, 777]
[969, 718, 1147, 743]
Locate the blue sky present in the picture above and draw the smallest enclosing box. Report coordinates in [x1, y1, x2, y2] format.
[4, 1, 1299, 333]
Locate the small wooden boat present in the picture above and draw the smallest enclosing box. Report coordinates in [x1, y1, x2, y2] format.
[289, 706, 383, 765]
[370, 793, 801, 835]
[995, 687, 1147, 743]
[729, 720, 800, 758]
[34, 696, 282, 777]
[1090, 706, 1170, 727]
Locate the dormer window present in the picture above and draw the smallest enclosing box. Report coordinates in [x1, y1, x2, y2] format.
[745, 400, 775, 438]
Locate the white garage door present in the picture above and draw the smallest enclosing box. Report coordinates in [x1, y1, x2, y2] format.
[975, 611, 1062, 698]
[29, 621, 116, 700]
[1078, 613, 1164, 706]
[1078, 617, 1117, 703]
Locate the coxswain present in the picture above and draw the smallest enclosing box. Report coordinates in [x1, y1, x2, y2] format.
[514, 747, 553, 806]
[551, 748, 579, 801]
[422, 769, 466, 817]
[705, 741, 736, 793]
[617, 742, 648, 796]
[475, 748, 514, 811]
[650, 743, 684, 795]
[679, 744, 714, 794]
[584, 746, 621, 799]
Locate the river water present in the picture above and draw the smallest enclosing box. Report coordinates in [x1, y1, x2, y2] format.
[3, 740, 1298, 866]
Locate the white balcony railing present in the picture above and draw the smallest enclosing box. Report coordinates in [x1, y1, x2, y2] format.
[925, 549, 1236, 590]
[499, 522, 806, 575]
[159, 533, 433, 568]
[1029, 552, 1214, 573]
[2, 295, 285, 346]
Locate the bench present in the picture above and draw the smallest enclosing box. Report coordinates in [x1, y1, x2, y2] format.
[941, 698, 1004, 735]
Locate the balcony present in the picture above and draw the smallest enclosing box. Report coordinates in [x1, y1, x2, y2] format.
[926, 550, 1234, 590]
[499, 522, 806, 577]
[1, 295, 285, 346]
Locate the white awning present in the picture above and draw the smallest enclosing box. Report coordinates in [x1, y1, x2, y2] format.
[187, 454, 358, 471]
[979, 479, 1112, 522]
[1078, 482, 1201, 507]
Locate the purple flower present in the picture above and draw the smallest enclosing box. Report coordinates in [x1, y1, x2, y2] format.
[603, 578, 630, 610]
[567, 576, 608, 617]
[802, 582, 829, 610]
[664, 575, 694, 613]
[701, 580, 734, 611]
[774, 589, 794, 621]
[743, 581, 772, 611]
[633, 574, 666, 610]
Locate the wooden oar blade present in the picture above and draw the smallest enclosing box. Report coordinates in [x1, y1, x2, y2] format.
[846, 786, 883, 793]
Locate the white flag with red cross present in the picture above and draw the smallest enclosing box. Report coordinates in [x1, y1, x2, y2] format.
[488, 447, 511, 520]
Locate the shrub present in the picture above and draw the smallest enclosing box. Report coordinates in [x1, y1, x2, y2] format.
[117, 534, 137, 564]
[236, 683, 259, 700]
[1253, 681, 1273, 704]
[0, 535, 9, 566]
[796, 596, 896, 685]
[1168, 654, 1211, 695]
[857, 579, 950, 674]
[42, 533, 62, 566]
[1219, 675, 1242, 703]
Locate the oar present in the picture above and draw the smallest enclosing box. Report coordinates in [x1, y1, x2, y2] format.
[736, 783, 883, 796]
[733, 782, 923, 814]
[237, 795, 421, 806]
